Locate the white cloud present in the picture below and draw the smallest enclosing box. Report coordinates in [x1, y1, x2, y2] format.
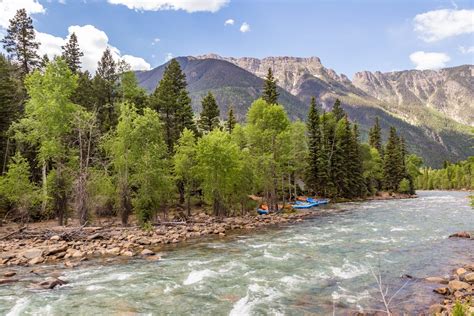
[409, 51, 451, 70]
[107, 0, 229, 13]
[164, 52, 173, 62]
[36, 24, 151, 72]
[0, 0, 45, 28]
[122, 54, 151, 70]
[414, 9, 474, 42]
[151, 37, 160, 45]
[224, 19, 234, 26]
[459, 46, 474, 54]
[240, 22, 250, 33]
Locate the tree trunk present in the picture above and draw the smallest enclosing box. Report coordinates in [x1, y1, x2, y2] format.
[120, 183, 132, 226]
[186, 193, 191, 217]
[41, 160, 48, 214]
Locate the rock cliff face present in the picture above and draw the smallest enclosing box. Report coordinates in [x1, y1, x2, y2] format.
[352, 65, 474, 126]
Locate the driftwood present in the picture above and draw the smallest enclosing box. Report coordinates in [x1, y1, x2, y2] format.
[0, 226, 26, 240]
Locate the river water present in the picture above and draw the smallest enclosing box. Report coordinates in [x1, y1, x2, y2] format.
[1, 191, 473, 315]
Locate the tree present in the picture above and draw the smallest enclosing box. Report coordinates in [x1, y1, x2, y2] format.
[13, 59, 79, 225]
[198, 92, 220, 133]
[383, 127, 404, 191]
[1, 9, 40, 75]
[120, 71, 148, 109]
[72, 71, 95, 111]
[0, 152, 40, 222]
[62, 32, 83, 73]
[196, 130, 244, 216]
[226, 105, 237, 133]
[347, 123, 365, 197]
[0, 55, 22, 173]
[262, 67, 279, 104]
[306, 97, 321, 194]
[94, 48, 118, 131]
[369, 117, 383, 154]
[361, 144, 383, 194]
[174, 129, 198, 216]
[332, 99, 345, 121]
[150, 59, 196, 153]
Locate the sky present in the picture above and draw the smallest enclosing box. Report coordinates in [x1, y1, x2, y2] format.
[0, 0, 473, 77]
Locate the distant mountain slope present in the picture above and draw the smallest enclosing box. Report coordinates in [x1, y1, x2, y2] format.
[135, 57, 307, 121]
[136, 55, 474, 167]
[352, 65, 474, 126]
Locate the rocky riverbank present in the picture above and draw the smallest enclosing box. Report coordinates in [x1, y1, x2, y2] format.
[0, 212, 313, 272]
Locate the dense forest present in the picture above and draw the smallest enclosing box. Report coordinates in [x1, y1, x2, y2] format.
[0, 9, 420, 226]
[416, 158, 474, 191]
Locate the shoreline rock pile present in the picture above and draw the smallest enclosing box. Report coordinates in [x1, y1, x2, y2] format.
[0, 212, 312, 269]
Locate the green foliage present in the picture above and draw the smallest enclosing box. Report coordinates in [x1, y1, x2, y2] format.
[417, 157, 473, 190]
[87, 168, 115, 217]
[196, 129, 247, 216]
[452, 301, 469, 316]
[383, 127, 405, 191]
[332, 99, 345, 121]
[226, 106, 237, 133]
[120, 71, 148, 109]
[306, 97, 321, 194]
[198, 91, 220, 133]
[398, 178, 411, 194]
[361, 145, 383, 194]
[369, 117, 383, 154]
[262, 68, 279, 105]
[0, 153, 40, 221]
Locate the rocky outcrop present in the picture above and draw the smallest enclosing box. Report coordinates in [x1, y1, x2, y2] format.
[352, 65, 474, 126]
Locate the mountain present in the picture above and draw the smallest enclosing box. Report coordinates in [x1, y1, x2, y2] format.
[135, 57, 307, 121]
[136, 55, 474, 167]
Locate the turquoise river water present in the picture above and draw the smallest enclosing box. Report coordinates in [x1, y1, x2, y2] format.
[0, 190, 473, 315]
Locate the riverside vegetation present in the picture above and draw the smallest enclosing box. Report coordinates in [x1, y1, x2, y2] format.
[0, 9, 419, 230]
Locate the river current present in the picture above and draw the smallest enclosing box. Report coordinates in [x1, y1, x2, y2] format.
[1, 191, 473, 315]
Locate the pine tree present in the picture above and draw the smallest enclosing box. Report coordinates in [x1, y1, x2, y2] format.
[94, 48, 118, 131]
[150, 59, 196, 153]
[332, 99, 345, 121]
[306, 97, 321, 194]
[62, 32, 83, 73]
[72, 71, 95, 111]
[1, 9, 40, 75]
[348, 123, 365, 197]
[383, 127, 404, 191]
[0, 55, 22, 172]
[40, 54, 50, 70]
[226, 105, 237, 133]
[332, 118, 351, 197]
[369, 117, 383, 154]
[198, 92, 220, 133]
[262, 68, 279, 104]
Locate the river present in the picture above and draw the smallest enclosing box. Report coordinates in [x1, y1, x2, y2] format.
[1, 190, 473, 315]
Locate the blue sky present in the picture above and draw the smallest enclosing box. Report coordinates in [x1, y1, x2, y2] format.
[1, 0, 473, 77]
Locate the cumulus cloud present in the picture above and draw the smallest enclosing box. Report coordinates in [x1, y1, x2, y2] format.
[459, 46, 474, 54]
[151, 37, 161, 45]
[36, 24, 151, 72]
[409, 51, 451, 70]
[224, 19, 234, 26]
[240, 22, 250, 33]
[164, 52, 173, 62]
[414, 9, 474, 42]
[0, 0, 45, 28]
[107, 0, 229, 13]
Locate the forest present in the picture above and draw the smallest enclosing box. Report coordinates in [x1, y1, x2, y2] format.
[0, 9, 420, 227]
[416, 158, 474, 191]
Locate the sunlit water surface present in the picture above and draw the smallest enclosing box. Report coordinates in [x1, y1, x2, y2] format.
[1, 191, 473, 315]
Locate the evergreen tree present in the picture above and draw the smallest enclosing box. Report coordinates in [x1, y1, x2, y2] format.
[226, 105, 237, 133]
[1, 9, 40, 75]
[198, 92, 220, 133]
[332, 99, 345, 121]
[306, 97, 321, 194]
[62, 32, 83, 73]
[0, 55, 22, 172]
[40, 54, 50, 70]
[94, 48, 118, 131]
[348, 123, 365, 197]
[383, 127, 404, 191]
[72, 71, 95, 111]
[150, 59, 196, 153]
[369, 117, 383, 154]
[262, 68, 279, 104]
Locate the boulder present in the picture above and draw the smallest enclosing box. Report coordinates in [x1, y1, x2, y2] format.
[3, 271, 16, 277]
[428, 304, 445, 315]
[72, 250, 85, 258]
[456, 268, 467, 276]
[448, 280, 470, 291]
[106, 247, 121, 256]
[433, 287, 449, 295]
[449, 231, 471, 238]
[28, 256, 44, 265]
[121, 251, 134, 257]
[45, 245, 68, 256]
[463, 272, 474, 283]
[22, 248, 43, 260]
[141, 249, 154, 256]
[50, 235, 61, 241]
[425, 277, 448, 284]
[0, 278, 19, 285]
[137, 238, 151, 245]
